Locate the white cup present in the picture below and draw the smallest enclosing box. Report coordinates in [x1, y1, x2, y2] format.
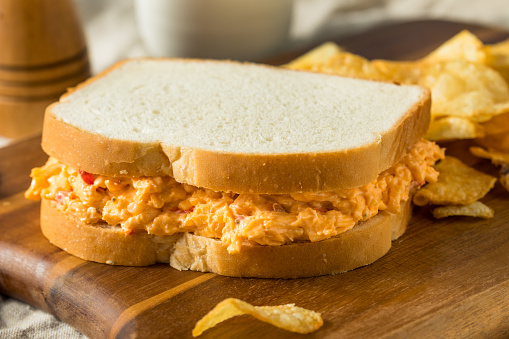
[134, 0, 293, 61]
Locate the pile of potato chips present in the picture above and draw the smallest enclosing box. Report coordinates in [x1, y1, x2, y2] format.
[287, 31, 509, 219]
[192, 298, 323, 336]
[413, 156, 496, 218]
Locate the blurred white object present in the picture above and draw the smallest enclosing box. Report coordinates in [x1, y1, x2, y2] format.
[0, 136, 11, 147]
[134, 0, 293, 61]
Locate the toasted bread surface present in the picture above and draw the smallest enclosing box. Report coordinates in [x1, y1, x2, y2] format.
[42, 59, 430, 194]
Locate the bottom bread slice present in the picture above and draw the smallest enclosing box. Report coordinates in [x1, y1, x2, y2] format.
[40, 198, 412, 278]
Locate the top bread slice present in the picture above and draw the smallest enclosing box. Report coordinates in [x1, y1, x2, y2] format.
[42, 58, 430, 194]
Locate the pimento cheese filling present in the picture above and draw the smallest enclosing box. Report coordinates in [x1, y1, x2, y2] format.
[26, 139, 444, 253]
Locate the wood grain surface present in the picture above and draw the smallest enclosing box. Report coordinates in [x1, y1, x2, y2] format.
[1, 20, 509, 339]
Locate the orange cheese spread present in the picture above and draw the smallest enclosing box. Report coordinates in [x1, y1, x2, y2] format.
[26, 139, 443, 253]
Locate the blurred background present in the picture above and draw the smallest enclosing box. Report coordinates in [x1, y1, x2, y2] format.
[1, 0, 508, 337]
[76, 0, 509, 74]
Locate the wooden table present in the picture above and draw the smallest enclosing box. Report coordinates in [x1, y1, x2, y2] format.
[1, 20, 509, 338]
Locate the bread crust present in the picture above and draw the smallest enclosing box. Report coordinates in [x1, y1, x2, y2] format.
[170, 200, 412, 278]
[40, 198, 412, 278]
[40, 199, 180, 266]
[41, 59, 430, 194]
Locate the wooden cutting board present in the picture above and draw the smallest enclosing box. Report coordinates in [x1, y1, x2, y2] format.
[1, 20, 509, 339]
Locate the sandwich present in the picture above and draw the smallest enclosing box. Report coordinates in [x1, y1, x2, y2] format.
[25, 59, 444, 278]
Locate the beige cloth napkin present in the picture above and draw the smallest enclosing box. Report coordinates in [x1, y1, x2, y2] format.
[1, 0, 509, 337]
[0, 295, 85, 338]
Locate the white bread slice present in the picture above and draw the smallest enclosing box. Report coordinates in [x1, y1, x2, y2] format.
[41, 59, 430, 194]
[40, 198, 412, 278]
[40, 199, 180, 266]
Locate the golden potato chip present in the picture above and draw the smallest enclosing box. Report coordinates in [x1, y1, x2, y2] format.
[476, 132, 509, 153]
[285, 42, 343, 71]
[432, 201, 494, 219]
[425, 116, 485, 141]
[419, 60, 509, 122]
[192, 298, 323, 337]
[421, 30, 486, 64]
[316, 51, 389, 81]
[470, 146, 509, 164]
[286, 43, 389, 80]
[420, 34, 509, 123]
[470, 146, 509, 193]
[371, 59, 422, 84]
[476, 112, 509, 152]
[413, 156, 496, 206]
[372, 31, 486, 83]
[484, 38, 509, 84]
[480, 111, 509, 135]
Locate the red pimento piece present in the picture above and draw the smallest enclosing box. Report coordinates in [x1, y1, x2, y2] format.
[169, 206, 194, 214]
[55, 191, 70, 204]
[125, 229, 133, 235]
[170, 206, 195, 214]
[79, 170, 95, 185]
[177, 207, 194, 214]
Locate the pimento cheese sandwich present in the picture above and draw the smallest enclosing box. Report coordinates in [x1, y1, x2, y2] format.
[26, 59, 443, 278]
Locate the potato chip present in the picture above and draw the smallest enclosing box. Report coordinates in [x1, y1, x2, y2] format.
[285, 42, 343, 71]
[425, 116, 485, 141]
[432, 201, 494, 219]
[192, 298, 323, 337]
[419, 60, 509, 122]
[470, 146, 509, 193]
[315, 51, 390, 81]
[470, 146, 509, 164]
[371, 59, 422, 84]
[413, 156, 496, 206]
[476, 112, 509, 152]
[480, 111, 509, 135]
[417, 33, 509, 123]
[476, 132, 509, 153]
[484, 38, 509, 84]
[287, 44, 420, 83]
[421, 30, 486, 64]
